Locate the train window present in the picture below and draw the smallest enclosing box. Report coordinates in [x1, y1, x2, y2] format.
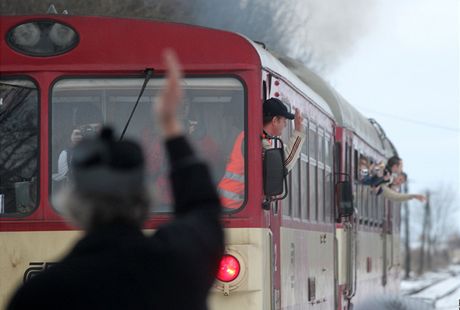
[308, 126, 317, 160]
[291, 159, 301, 219]
[317, 129, 324, 164]
[282, 175, 291, 217]
[0, 79, 39, 216]
[317, 165, 324, 222]
[354, 150, 359, 181]
[309, 163, 317, 221]
[325, 168, 333, 222]
[50, 77, 245, 213]
[377, 195, 383, 226]
[283, 116, 292, 217]
[355, 184, 360, 221]
[325, 136, 334, 222]
[363, 186, 369, 224]
[299, 130, 308, 220]
[317, 133, 325, 222]
[344, 142, 352, 176]
[370, 193, 376, 225]
[282, 173, 294, 217]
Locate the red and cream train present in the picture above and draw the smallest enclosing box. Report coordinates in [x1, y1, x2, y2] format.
[0, 15, 400, 309]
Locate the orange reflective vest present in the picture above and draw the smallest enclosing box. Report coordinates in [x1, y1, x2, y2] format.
[218, 131, 245, 209]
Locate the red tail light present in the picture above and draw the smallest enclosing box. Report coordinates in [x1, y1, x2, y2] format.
[216, 254, 240, 282]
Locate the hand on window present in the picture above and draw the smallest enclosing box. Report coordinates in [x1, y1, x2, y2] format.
[294, 108, 303, 131]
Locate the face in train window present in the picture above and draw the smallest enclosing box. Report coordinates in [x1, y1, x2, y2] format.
[0, 79, 39, 216]
[50, 77, 245, 213]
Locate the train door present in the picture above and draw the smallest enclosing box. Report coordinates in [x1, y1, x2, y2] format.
[336, 131, 358, 310]
[265, 71, 281, 309]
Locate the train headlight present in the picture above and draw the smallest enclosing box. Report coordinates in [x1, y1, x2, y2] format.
[7, 20, 79, 56]
[48, 23, 76, 47]
[10, 23, 41, 47]
[216, 254, 241, 282]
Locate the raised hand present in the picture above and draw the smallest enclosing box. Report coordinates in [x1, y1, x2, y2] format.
[413, 194, 426, 202]
[294, 108, 303, 131]
[154, 49, 184, 138]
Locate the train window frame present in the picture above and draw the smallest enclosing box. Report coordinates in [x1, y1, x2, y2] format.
[354, 149, 360, 182]
[48, 75, 247, 215]
[356, 183, 363, 224]
[285, 106, 302, 220]
[370, 191, 377, 226]
[363, 185, 369, 225]
[324, 133, 333, 223]
[300, 118, 309, 220]
[308, 123, 317, 162]
[308, 122, 317, 221]
[0, 77, 40, 217]
[282, 111, 293, 217]
[317, 128, 325, 222]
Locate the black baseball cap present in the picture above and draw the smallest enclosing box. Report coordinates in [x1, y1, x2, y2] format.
[70, 126, 145, 195]
[263, 98, 295, 120]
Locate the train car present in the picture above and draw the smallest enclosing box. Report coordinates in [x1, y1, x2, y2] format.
[0, 14, 400, 309]
[272, 57, 401, 309]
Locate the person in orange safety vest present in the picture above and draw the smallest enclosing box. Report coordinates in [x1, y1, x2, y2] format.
[218, 97, 305, 209]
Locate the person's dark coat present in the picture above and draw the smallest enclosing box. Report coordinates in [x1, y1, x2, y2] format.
[7, 136, 223, 310]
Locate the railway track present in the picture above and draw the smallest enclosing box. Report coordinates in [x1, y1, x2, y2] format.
[407, 268, 460, 309]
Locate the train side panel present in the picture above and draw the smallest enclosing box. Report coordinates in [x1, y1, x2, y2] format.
[0, 231, 81, 309]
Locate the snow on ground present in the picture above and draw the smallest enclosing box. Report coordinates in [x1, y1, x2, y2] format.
[401, 271, 450, 294]
[412, 277, 460, 300]
[401, 265, 460, 309]
[435, 285, 460, 309]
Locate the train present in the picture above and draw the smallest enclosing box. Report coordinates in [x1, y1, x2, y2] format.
[0, 14, 401, 309]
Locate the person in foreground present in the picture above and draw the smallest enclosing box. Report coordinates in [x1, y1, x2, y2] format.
[7, 50, 224, 310]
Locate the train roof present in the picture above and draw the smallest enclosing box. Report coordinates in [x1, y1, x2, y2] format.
[247, 40, 334, 118]
[0, 15, 262, 73]
[1, 15, 396, 156]
[251, 46, 397, 157]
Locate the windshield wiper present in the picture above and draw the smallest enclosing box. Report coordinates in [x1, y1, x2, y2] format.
[119, 68, 154, 141]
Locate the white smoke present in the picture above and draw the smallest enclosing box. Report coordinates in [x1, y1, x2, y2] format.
[179, 0, 378, 75]
[3, 0, 377, 75]
[291, 0, 378, 74]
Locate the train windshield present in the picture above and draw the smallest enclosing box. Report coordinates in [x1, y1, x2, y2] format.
[50, 77, 245, 213]
[0, 79, 39, 216]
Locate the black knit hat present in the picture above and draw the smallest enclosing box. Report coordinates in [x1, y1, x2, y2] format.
[70, 126, 145, 195]
[263, 98, 295, 120]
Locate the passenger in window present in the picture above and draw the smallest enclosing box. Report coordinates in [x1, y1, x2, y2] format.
[370, 169, 425, 202]
[262, 98, 306, 172]
[358, 155, 371, 183]
[142, 102, 225, 208]
[217, 97, 306, 209]
[382, 155, 402, 183]
[359, 157, 385, 186]
[381, 172, 426, 202]
[372, 155, 402, 188]
[8, 49, 223, 310]
[187, 103, 225, 179]
[52, 104, 103, 185]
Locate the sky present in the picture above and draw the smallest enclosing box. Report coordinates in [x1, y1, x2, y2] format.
[329, 0, 460, 235]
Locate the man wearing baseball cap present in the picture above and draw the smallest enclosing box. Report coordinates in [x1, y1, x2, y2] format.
[218, 97, 305, 209]
[262, 98, 306, 171]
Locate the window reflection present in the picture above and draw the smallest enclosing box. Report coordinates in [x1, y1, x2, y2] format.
[51, 77, 245, 213]
[0, 79, 39, 216]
